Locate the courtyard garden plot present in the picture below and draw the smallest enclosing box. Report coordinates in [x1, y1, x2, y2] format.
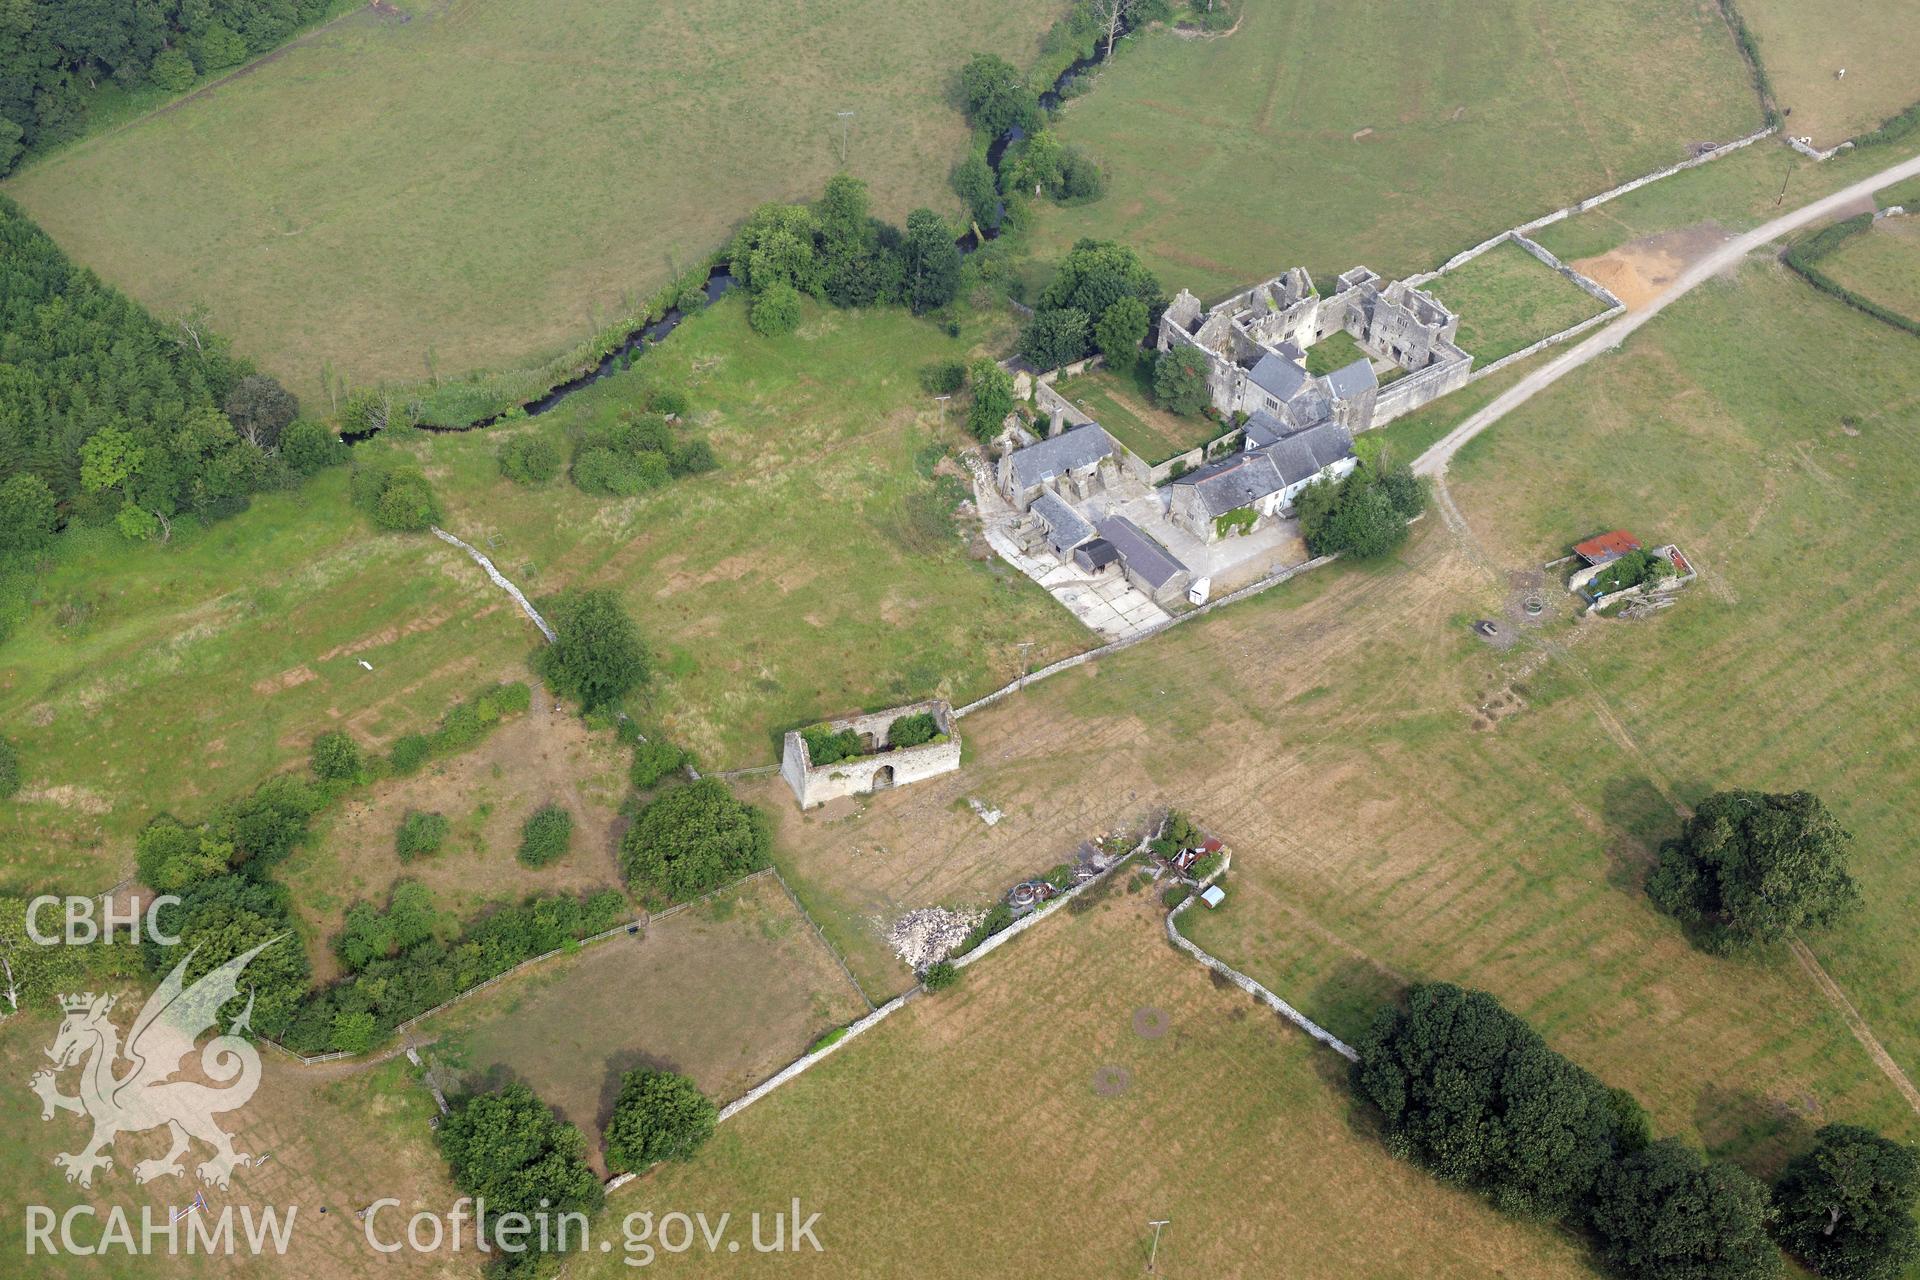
[1049, 364, 1222, 463]
[416, 873, 867, 1175]
[1024, 0, 1759, 302]
[1814, 214, 1920, 324]
[0, 0, 1071, 391]
[1421, 239, 1613, 363]
[1735, 0, 1920, 147]
[568, 893, 1598, 1279]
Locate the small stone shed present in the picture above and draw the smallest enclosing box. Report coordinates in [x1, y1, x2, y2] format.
[780, 699, 962, 809]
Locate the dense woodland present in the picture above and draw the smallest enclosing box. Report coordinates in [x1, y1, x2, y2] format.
[0, 0, 338, 172]
[0, 196, 332, 562]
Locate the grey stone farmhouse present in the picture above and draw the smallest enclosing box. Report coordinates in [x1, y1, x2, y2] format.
[1166, 415, 1358, 542]
[1158, 266, 1472, 431]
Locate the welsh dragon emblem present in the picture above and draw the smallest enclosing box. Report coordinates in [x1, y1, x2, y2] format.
[28, 938, 278, 1189]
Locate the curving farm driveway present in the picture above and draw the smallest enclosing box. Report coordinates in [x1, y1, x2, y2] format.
[1415, 148, 1920, 478]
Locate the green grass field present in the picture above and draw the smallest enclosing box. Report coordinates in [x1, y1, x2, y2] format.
[1049, 363, 1219, 461]
[1025, 0, 1760, 300]
[1423, 239, 1611, 362]
[0, 0, 1069, 390]
[0, 475, 539, 893]
[1817, 215, 1920, 322]
[1736, 0, 1920, 146]
[0, 295, 1087, 892]
[416, 295, 1088, 767]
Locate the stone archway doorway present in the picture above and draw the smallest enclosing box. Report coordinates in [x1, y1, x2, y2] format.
[871, 765, 895, 790]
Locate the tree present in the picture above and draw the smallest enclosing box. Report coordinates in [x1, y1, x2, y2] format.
[517, 805, 574, 868]
[0, 895, 87, 1016]
[630, 739, 687, 789]
[951, 154, 999, 232]
[1020, 307, 1090, 370]
[1774, 1125, 1919, 1280]
[498, 435, 560, 485]
[436, 1083, 603, 1275]
[603, 1069, 716, 1173]
[0, 475, 58, 556]
[1354, 982, 1635, 1219]
[278, 420, 345, 475]
[620, 779, 771, 903]
[1152, 346, 1211, 416]
[902, 208, 961, 314]
[1094, 296, 1149, 370]
[957, 54, 1039, 138]
[1037, 239, 1162, 321]
[887, 712, 939, 748]
[1647, 791, 1859, 951]
[1296, 461, 1424, 560]
[309, 730, 362, 783]
[223, 374, 298, 448]
[1590, 1138, 1782, 1280]
[135, 815, 232, 891]
[1088, 0, 1141, 59]
[537, 589, 649, 712]
[750, 281, 804, 336]
[966, 358, 1016, 442]
[352, 462, 440, 532]
[395, 811, 449, 862]
[922, 960, 959, 990]
[144, 875, 312, 1039]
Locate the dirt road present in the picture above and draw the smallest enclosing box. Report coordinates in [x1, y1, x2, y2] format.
[1414, 148, 1920, 478]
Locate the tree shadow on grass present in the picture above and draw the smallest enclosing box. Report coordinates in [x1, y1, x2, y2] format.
[1307, 955, 1411, 1048]
[1597, 773, 1681, 894]
[1694, 1082, 1817, 1181]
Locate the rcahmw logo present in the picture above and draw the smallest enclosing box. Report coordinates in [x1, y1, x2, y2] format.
[22, 937, 298, 1257]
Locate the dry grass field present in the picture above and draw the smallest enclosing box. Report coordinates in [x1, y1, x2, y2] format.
[0, 0, 1070, 389]
[570, 894, 1600, 1278]
[1026, 0, 1759, 300]
[419, 873, 868, 1174]
[1737, 0, 1920, 146]
[719, 260, 1920, 1180]
[0, 1007, 457, 1278]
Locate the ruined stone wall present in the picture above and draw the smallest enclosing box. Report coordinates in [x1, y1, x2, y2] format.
[1372, 348, 1472, 425]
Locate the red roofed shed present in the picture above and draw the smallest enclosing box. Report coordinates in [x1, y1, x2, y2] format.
[1573, 530, 1641, 566]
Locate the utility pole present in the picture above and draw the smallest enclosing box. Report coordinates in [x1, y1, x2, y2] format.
[934, 392, 951, 433]
[1017, 641, 1034, 688]
[1146, 1218, 1170, 1273]
[832, 111, 856, 165]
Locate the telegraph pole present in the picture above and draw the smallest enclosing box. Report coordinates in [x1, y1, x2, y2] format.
[1146, 1218, 1170, 1273]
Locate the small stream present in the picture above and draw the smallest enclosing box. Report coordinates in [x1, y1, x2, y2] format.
[418, 20, 1136, 432]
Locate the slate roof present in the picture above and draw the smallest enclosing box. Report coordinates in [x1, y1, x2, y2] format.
[1247, 351, 1308, 401]
[1006, 424, 1114, 491]
[1073, 537, 1119, 571]
[1030, 491, 1094, 554]
[1325, 358, 1378, 400]
[1173, 449, 1287, 518]
[1255, 420, 1356, 488]
[1242, 409, 1287, 450]
[1095, 516, 1188, 590]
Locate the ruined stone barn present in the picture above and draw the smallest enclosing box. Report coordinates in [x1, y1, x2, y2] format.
[1157, 265, 1473, 431]
[780, 700, 961, 809]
